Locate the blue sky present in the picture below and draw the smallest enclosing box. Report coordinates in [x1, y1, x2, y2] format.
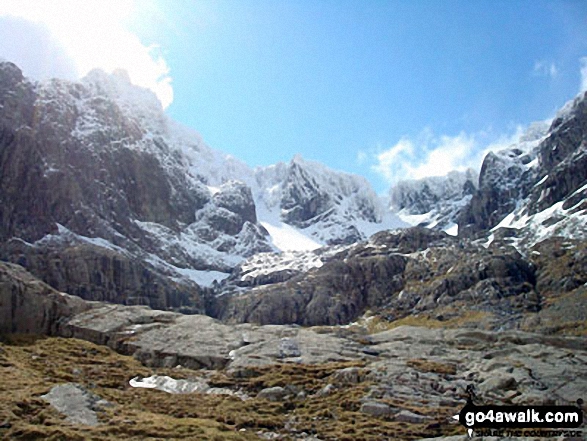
[1, 0, 587, 192]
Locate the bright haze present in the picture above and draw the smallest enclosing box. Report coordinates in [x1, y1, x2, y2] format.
[1, 0, 586, 192]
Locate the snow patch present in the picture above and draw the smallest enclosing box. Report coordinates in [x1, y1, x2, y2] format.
[129, 376, 209, 394]
[444, 224, 458, 236]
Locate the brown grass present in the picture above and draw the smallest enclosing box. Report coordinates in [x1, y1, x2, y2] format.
[357, 310, 491, 334]
[406, 359, 457, 376]
[0, 335, 462, 440]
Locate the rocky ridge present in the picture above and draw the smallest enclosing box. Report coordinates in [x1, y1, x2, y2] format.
[214, 227, 543, 327]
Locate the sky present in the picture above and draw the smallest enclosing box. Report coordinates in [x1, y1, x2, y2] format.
[1, 0, 587, 193]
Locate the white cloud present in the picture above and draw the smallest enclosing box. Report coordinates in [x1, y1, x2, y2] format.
[371, 128, 524, 186]
[372, 138, 414, 182]
[0, 0, 173, 108]
[580, 57, 587, 92]
[533, 60, 559, 79]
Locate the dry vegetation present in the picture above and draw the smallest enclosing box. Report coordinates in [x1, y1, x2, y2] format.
[0, 335, 462, 440]
[352, 310, 491, 335]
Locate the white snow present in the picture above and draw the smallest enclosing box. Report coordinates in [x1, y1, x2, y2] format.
[444, 224, 458, 236]
[239, 250, 323, 282]
[534, 175, 549, 187]
[570, 182, 587, 197]
[31, 224, 128, 254]
[172, 268, 229, 287]
[260, 219, 323, 252]
[389, 169, 477, 234]
[482, 233, 495, 248]
[129, 376, 209, 394]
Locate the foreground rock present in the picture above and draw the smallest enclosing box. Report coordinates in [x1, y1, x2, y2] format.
[0, 261, 88, 334]
[41, 383, 111, 426]
[0, 263, 585, 439]
[57, 300, 587, 410]
[59, 308, 587, 439]
[61, 304, 368, 371]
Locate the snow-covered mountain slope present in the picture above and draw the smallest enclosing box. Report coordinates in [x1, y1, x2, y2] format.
[79, 67, 407, 251]
[459, 93, 587, 247]
[388, 169, 478, 235]
[252, 156, 407, 249]
[0, 61, 404, 306]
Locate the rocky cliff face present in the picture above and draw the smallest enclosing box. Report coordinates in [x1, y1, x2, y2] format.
[254, 155, 404, 247]
[0, 261, 89, 334]
[0, 61, 405, 309]
[215, 227, 542, 326]
[389, 169, 478, 234]
[0, 61, 272, 308]
[458, 94, 587, 242]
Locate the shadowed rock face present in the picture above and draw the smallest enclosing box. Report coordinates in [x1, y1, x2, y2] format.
[0, 62, 208, 308]
[0, 62, 276, 309]
[0, 261, 89, 334]
[281, 160, 333, 227]
[1, 240, 204, 311]
[0, 64, 204, 244]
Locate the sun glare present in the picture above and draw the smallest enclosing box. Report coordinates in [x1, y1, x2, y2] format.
[0, 0, 172, 108]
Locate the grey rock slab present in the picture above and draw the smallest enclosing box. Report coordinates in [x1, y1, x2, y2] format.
[478, 375, 518, 395]
[279, 337, 302, 358]
[331, 366, 363, 385]
[395, 409, 430, 424]
[257, 386, 288, 402]
[315, 384, 336, 397]
[41, 383, 109, 426]
[227, 327, 365, 371]
[360, 401, 393, 417]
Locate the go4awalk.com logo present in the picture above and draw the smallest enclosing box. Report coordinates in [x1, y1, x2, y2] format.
[452, 387, 584, 438]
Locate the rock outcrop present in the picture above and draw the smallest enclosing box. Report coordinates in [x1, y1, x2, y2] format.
[41, 384, 111, 426]
[0, 261, 88, 334]
[215, 227, 540, 327]
[1, 239, 204, 311]
[0, 260, 585, 439]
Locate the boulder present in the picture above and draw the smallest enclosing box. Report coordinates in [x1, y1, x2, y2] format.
[257, 386, 288, 402]
[41, 383, 111, 426]
[360, 401, 392, 417]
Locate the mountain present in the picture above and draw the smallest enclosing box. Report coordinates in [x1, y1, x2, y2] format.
[0, 61, 402, 310]
[389, 91, 587, 248]
[458, 94, 587, 247]
[1, 59, 586, 327]
[1, 57, 586, 441]
[388, 169, 478, 235]
[211, 93, 587, 327]
[253, 155, 406, 250]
